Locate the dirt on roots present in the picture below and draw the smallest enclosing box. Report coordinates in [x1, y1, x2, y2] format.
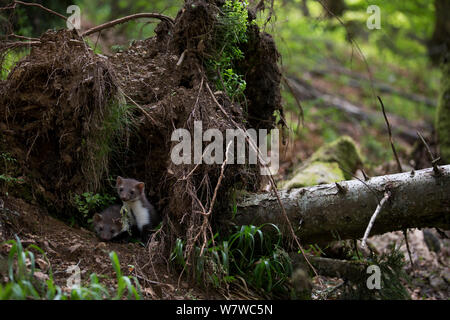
[0, 0, 283, 282]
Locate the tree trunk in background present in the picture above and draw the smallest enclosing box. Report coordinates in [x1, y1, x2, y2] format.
[436, 59, 450, 162]
[322, 0, 346, 18]
[427, 0, 450, 65]
[300, 0, 310, 17]
[233, 166, 450, 244]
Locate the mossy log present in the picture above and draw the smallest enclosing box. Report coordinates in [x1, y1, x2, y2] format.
[282, 136, 363, 189]
[234, 165, 450, 244]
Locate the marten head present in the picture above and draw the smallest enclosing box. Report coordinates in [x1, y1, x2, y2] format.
[93, 212, 122, 241]
[116, 176, 145, 203]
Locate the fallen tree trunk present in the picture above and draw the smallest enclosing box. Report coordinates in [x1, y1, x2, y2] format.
[286, 76, 431, 143]
[308, 65, 436, 108]
[233, 165, 450, 244]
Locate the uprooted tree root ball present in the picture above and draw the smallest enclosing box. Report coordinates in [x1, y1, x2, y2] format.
[0, 0, 283, 280]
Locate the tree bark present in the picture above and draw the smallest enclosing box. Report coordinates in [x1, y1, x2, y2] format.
[233, 165, 450, 244]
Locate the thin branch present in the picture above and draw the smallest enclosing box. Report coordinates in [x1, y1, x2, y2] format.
[82, 13, 174, 37]
[403, 229, 415, 269]
[7, 34, 39, 41]
[10, 1, 68, 21]
[281, 73, 304, 127]
[417, 131, 441, 175]
[205, 141, 233, 216]
[378, 96, 403, 173]
[119, 88, 156, 124]
[204, 79, 320, 279]
[361, 191, 391, 248]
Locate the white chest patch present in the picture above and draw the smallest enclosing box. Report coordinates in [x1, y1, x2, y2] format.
[126, 200, 150, 231]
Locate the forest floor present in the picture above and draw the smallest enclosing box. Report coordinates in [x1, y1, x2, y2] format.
[1, 187, 448, 300]
[0, 197, 220, 300]
[1, 64, 448, 299]
[1, 13, 447, 299]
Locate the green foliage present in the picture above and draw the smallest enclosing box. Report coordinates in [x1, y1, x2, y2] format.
[73, 192, 116, 222]
[208, 0, 250, 100]
[436, 61, 450, 162]
[1, 50, 29, 80]
[93, 100, 135, 168]
[0, 237, 141, 300]
[74, 0, 182, 41]
[109, 252, 142, 300]
[171, 224, 293, 295]
[342, 246, 411, 300]
[0, 152, 23, 188]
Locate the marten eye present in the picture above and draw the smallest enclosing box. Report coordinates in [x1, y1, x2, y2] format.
[99, 227, 103, 231]
[119, 188, 123, 192]
[130, 190, 134, 195]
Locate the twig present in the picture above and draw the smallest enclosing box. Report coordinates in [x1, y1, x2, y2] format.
[403, 229, 414, 269]
[82, 13, 174, 37]
[361, 191, 391, 248]
[119, 88, 156, 124]
[378, 96, 403, 173]
[10, 1, 68, 22]
[2, 41, 41, 48]
[338, 165, 380, 205]
[361, 168, 370, 181]
[204, 79, 320, 280]
[204, 141, 233, 216]
[417, 131, 441, 175]
[353, 239, 361, 260]
[281, 75, 304, 127]
[7, 34, 39, 41]
[26, 133, 39, 162]
[176, 50, 187, 67]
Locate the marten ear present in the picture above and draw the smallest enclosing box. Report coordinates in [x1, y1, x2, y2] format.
[116, 176, 123, 187]
[93, 213, 102, 223]
[136, 182, 145, 193]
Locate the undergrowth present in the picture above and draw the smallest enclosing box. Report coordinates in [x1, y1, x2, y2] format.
[84, 98, 135, 192]
[171, 224, 293, 297]
[208, 0, 250, 101]
[72, 192, 116, 225]
[0, 237, 141, 300]
[341, 244, 411, 300]
[0, 152, 24, 195]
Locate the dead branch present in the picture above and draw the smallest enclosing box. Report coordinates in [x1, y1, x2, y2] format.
[286, 76, 430, 143]
[378, 96, 403, 172]
[5, 1, 68, 22]
[82, 13, 174, 37]
[361, 191, 391, 248]
[309, 65, 436, 108]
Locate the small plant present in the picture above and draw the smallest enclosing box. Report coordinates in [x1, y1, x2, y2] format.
[73, 192, 116, 222]
[208, 0, 250, 100]
[171, 223, 293, 295]
[0, 237, 141, 300]
[0, 152, 23, 192]
[341, 245, 411, 300]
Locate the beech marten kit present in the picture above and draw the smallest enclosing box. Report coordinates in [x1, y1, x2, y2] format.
[93, 176, 160, 242]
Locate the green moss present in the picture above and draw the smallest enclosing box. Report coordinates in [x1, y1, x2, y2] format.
[281, 136, 363, 189]
[283, 161, 345, 189]
[436, 61, 450, 162]
[208, 0, 249, 100]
